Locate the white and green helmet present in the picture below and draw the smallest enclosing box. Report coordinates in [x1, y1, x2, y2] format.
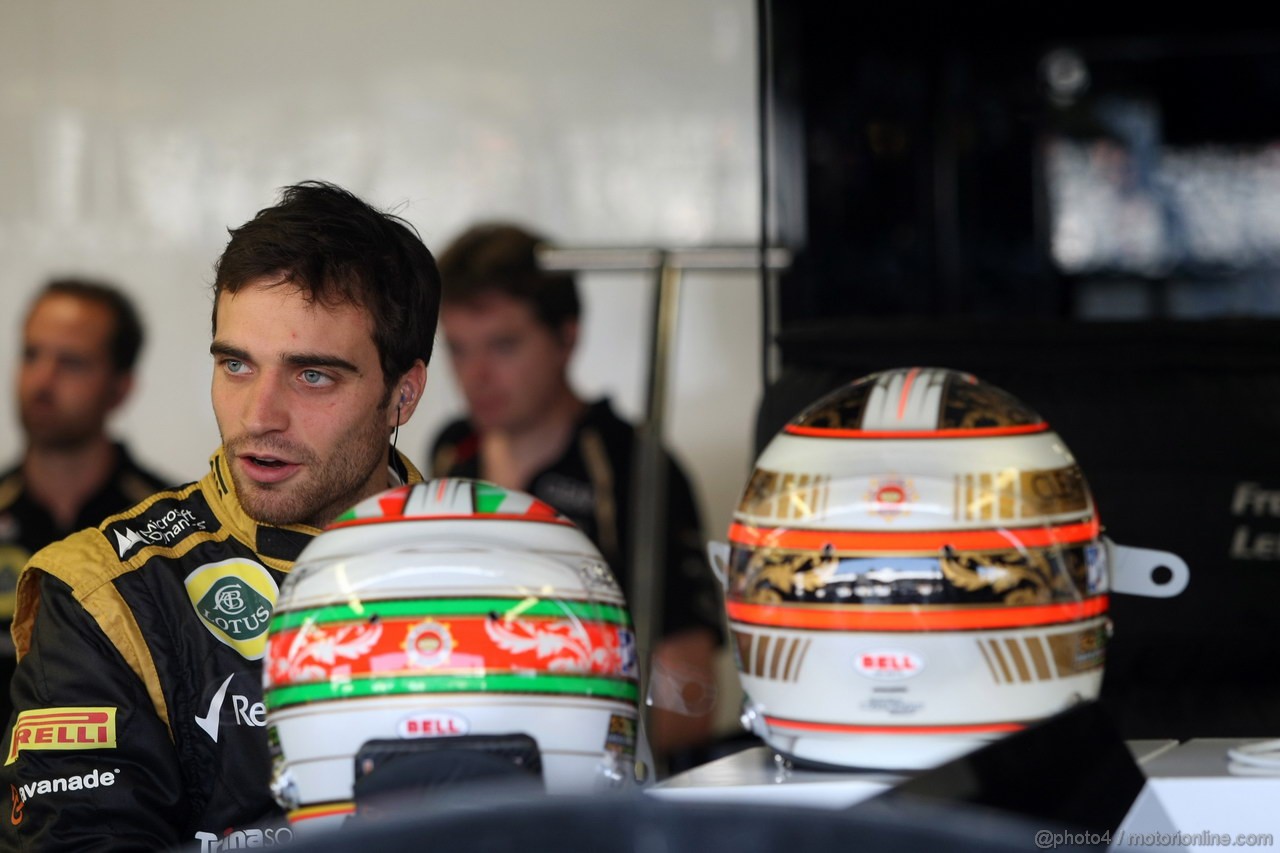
[264, 478, 644, 833]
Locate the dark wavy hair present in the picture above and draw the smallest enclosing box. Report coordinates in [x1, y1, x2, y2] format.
[37, 278, 145, 373]
[437, 222, 579, 330]
[211, 181, 441, 401]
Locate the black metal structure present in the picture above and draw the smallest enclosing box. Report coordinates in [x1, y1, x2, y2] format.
[764, 6, 1280, 326]
[759, 3, 1280, 738]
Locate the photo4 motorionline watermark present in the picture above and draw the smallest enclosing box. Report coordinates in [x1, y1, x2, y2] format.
[1035, 830, 1275, 848]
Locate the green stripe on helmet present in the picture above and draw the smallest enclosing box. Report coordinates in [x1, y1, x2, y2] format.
[473, 482, 508, 514]
[270, 596, 631, 632]
[266, 672, 639, 710]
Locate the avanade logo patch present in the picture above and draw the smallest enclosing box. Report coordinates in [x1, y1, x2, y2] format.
[14, 767, 119, 802]
[10, 767, 120, 828]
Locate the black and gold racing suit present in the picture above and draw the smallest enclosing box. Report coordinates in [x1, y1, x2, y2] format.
[1, 448, 421, 852]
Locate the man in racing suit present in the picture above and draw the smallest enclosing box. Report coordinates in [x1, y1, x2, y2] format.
[1, 181, 440, 851]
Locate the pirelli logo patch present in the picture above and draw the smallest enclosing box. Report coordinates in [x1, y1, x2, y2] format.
[6, 707, 117, 765]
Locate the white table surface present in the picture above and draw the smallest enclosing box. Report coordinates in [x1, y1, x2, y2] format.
[650, 738, 1280, 853]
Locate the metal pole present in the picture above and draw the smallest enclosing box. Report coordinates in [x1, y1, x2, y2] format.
[535, 244, 790, 768]
[628, 256, 683, 722]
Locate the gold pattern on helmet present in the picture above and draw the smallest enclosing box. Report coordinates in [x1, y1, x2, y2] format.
[719, 367, 1111, 770]
[789, 368, 1044, 433]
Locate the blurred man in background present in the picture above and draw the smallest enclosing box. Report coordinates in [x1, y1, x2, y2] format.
[428, 223, 724, 768]
[0, 279, 170, 723]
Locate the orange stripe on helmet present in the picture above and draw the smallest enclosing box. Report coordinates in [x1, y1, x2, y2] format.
[377, 488, 409, 516]
[763, 715, 1026, 735]
[727, 519, 1099, 552]
[726, 596, 1108, 631]
[290, 802, 356, 822]
[896, 366, 921, 420]
[784, 423, 1049, 439]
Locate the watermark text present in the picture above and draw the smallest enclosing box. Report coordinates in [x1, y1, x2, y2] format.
[1034, 829, 1274, 849]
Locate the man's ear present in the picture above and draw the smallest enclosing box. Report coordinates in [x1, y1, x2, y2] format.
[558, 318, 580, 352]
[107, 372, 135, 412]
[389, 360, 428, 427]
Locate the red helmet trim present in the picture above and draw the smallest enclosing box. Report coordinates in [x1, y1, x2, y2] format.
[784, 423, 1049, 439]
[728, 518, 1100, 553]
[726, 596, 1108, 631]
[763, 715, 1027, 735]
[326, 513, 577, 531]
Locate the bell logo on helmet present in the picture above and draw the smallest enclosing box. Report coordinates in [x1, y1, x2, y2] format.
[855, 650, 925, 681]
[185, 559, 280, 659]
[398, 712, 470, 738]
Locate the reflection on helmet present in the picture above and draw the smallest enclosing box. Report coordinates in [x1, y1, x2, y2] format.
[726, 367, 1108, 770]
[265, 478, 644, 834]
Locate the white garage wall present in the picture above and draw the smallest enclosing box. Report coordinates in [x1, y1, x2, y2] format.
[0, 0, 762, 551]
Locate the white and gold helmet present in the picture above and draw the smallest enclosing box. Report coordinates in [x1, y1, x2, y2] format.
[265, 478, 645, 833]
[716, 367, 1185, 770]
